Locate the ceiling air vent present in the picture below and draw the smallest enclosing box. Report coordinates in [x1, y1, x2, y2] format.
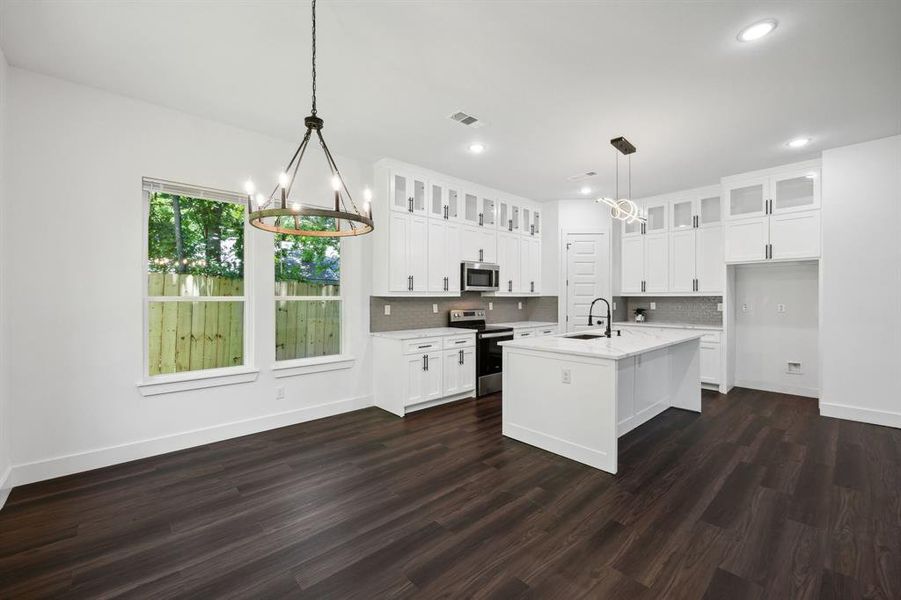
[448, 111, 485, 128]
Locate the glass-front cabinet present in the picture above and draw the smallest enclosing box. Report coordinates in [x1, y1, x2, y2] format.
[389, 171, 428, 215]
[463, 192, 480, 226]
[725, 177, 769, 220]
[644, 198, 668, 233]
[698, 195, 721, 227]
[446, 186, 461, 221]
[480, 196, 496, 228]
[772, 168, 820, 214]
[671, 197, 694, 230]
[429, 182, 445, 219]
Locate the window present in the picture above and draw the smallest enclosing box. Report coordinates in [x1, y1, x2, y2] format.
[274, 217, 341, 362]
[144, 179, 248, 377]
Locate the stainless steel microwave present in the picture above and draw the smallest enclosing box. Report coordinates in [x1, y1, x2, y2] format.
[461, 262, 500, 292]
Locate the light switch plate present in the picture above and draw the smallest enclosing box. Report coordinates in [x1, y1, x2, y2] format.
[384, 305, 391, 316]
[432, 303, 438, 314]
[488, 302, 493, 310]
[275, 386, 285, 400]
[650, 302, 656, 310]
[561, 369, 571, 384]
[518, 302, 523, 310]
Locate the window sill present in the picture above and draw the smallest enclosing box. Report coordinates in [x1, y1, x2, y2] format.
[272, 355, 356, 378]
[137, 367, 260, 396]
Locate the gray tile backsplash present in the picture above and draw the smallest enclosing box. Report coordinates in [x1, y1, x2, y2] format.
[614, 296, 723, 326]
[370, 294, 558, 332]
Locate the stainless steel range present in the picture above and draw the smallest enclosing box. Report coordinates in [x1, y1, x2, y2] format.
[448, 309, 513, 396]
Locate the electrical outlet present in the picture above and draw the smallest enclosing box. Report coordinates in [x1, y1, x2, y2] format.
[650, 302, 656, 310]
[275, 386, 285, 400]
[432, 303, 438, 314]
[777, 303, 786, 313]
[488, 302, 493, 310]
[742, 303, 749, 312]
[716, 303, 723, 312]
[561, 369, 571, 384]
[786, 361, 802, 375]
[384, 305, 391, 316]
[518, 302, 523, 310]
[613, 301, 617, 310]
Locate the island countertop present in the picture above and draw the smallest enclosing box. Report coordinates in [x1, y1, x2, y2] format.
[499, 327, 703, 360]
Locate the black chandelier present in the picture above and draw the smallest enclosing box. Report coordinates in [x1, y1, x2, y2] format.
[244, 0, 373, 237]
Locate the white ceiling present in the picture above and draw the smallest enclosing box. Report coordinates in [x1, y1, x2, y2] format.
[2, 1, 899, 200]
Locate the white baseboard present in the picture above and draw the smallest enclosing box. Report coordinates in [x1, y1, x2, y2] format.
[0, 464, 12, 510]
[733, 379, 819, 399]
[503, 422, 615, 474]
[820, 401, 901, 429]
[8, 395, 372, 490]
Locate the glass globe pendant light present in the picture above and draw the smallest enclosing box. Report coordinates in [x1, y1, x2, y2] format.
[244, 0, 373, 237]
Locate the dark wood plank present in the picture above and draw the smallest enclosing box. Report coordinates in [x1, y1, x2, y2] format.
[0, 387, 899, 598]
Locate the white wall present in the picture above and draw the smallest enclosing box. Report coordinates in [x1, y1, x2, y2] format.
[820, 135, 901, 427]
[3, 68, 374, 486]
[732, 261, 819, 398]
[0, 47, 11, 503]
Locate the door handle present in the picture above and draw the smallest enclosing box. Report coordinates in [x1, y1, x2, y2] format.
[508, 280, 512, 292]
[479, 249, 484, 262]
[422, 355, 427, 371]
[479, 213, 483, 226]
[459, 349, 464, 365]
[408, 275, 413, 291]
[408, 197, 413, 213]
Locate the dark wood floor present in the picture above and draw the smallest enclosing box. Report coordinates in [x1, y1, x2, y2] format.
[1, 388, 899, 599]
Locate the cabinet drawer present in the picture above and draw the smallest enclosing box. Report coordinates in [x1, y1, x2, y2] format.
[403, 338, 443, 355]
[515, 329, 536, 338]
[698, 331, 721, 344]
[536, 327, 558, 336]
[442, 334, 475, 349]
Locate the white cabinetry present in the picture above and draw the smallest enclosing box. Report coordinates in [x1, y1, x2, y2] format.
[461, 225, 497, 264]
[373, 332, 476, 417]
[723, 161, 821, 263]
[428, 220, 461, 293]
[616, 325, 723, 387]
[388, 212, 428, 292]
[520, 237, 541, 295]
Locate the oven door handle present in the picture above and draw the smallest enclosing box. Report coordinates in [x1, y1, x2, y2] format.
[480, 332, 513, 340]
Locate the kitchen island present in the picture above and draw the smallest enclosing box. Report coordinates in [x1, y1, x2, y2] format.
[500, 328, 703, 474]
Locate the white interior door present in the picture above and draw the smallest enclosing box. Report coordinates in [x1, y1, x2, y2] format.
[565, 233, 610, 332]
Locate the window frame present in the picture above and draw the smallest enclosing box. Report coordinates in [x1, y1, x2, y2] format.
[273, 233, 351, 372]
[138, 178, 257, 394]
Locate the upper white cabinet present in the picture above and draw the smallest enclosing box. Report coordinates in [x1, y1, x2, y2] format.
[374, 159, 541, 296]
[621, 187, 721, 295]
[723, 160, 821, 263]
[390, 171, 428, 216]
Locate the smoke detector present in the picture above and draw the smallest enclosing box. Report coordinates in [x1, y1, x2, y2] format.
[449, 111, 486, 128]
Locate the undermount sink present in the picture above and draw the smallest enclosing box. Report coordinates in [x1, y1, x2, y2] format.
[566, 334, 610, 340]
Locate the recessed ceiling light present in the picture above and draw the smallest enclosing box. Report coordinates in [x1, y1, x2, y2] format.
[737, 18, 777, 42]
[786, 137, 811, 149]
[469, 143, 485, 154]
[580, 186, 592, 195]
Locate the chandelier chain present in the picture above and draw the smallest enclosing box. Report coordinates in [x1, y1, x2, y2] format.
[311, 0, 317, 116]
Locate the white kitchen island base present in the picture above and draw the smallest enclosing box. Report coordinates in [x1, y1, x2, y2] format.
[501, 331, 702, 474]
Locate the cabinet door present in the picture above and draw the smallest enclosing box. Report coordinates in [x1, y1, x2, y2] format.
[724, 216, 768, 262]
[428, 220, 448, 292]
[519, 237, 532, 294]
[428, 182, 446, 220]
[463, 192, 480, 227]
[405, 355, 426, 406]
[388, 212, 410, 292]
[446, 187, 462, 222]
[643, 233, 669, 293]
[459, 348, 475, 392]
[498, 233, 519, 293]
[531, 209, 541, 237]
[772, 170, 819, 214]
[521, 206, 531, 236]
[408, 215, 429, 291]
[481, 197, 497, 228]
[422, 352, 443, 402]
[621, 236, 644, 294]
[443, 350, 461, 396]
[622, 214, 643, 237]
[770, 210, 820, 260]
[698, 195, 722, 228]
[669, 229, 696, 293]
[411, 176, 428, 215]
[510, 203, 522, 234]
[390, 173, 411, 213]
[479, 229, 497, 264]
[644, 199, 668, 234]
[670, 198, 695, 231]
[529, 237, 541, 293]
[725, 178, 769, 220]
[445, 222, 461, 293]
[696, 226, 724, 293]
[700, 343, 719, 384]
[461, 225, 481, 262]
[497, 199, 510, 232]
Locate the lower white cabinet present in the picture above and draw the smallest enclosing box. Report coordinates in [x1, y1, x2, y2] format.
[616, 325, 722, 386]
[373, 332, 476, 416]
[700, 343, 719, 383]
[443, 347, 475, 396]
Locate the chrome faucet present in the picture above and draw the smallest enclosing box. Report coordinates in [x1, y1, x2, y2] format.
[587, 297, 613, 338]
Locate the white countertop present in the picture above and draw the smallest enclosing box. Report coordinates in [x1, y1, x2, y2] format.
[500, 327, 703, 359]
[371, 327, 473, 340]
[614, 321, 723, 331]
[493, 321, 558, 329]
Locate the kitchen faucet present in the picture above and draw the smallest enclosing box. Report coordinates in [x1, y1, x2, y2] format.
[587, 297, 613, 338]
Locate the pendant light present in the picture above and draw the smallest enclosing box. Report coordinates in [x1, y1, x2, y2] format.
[596, 136, 647, 224]
[244, 0, 373, 237]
